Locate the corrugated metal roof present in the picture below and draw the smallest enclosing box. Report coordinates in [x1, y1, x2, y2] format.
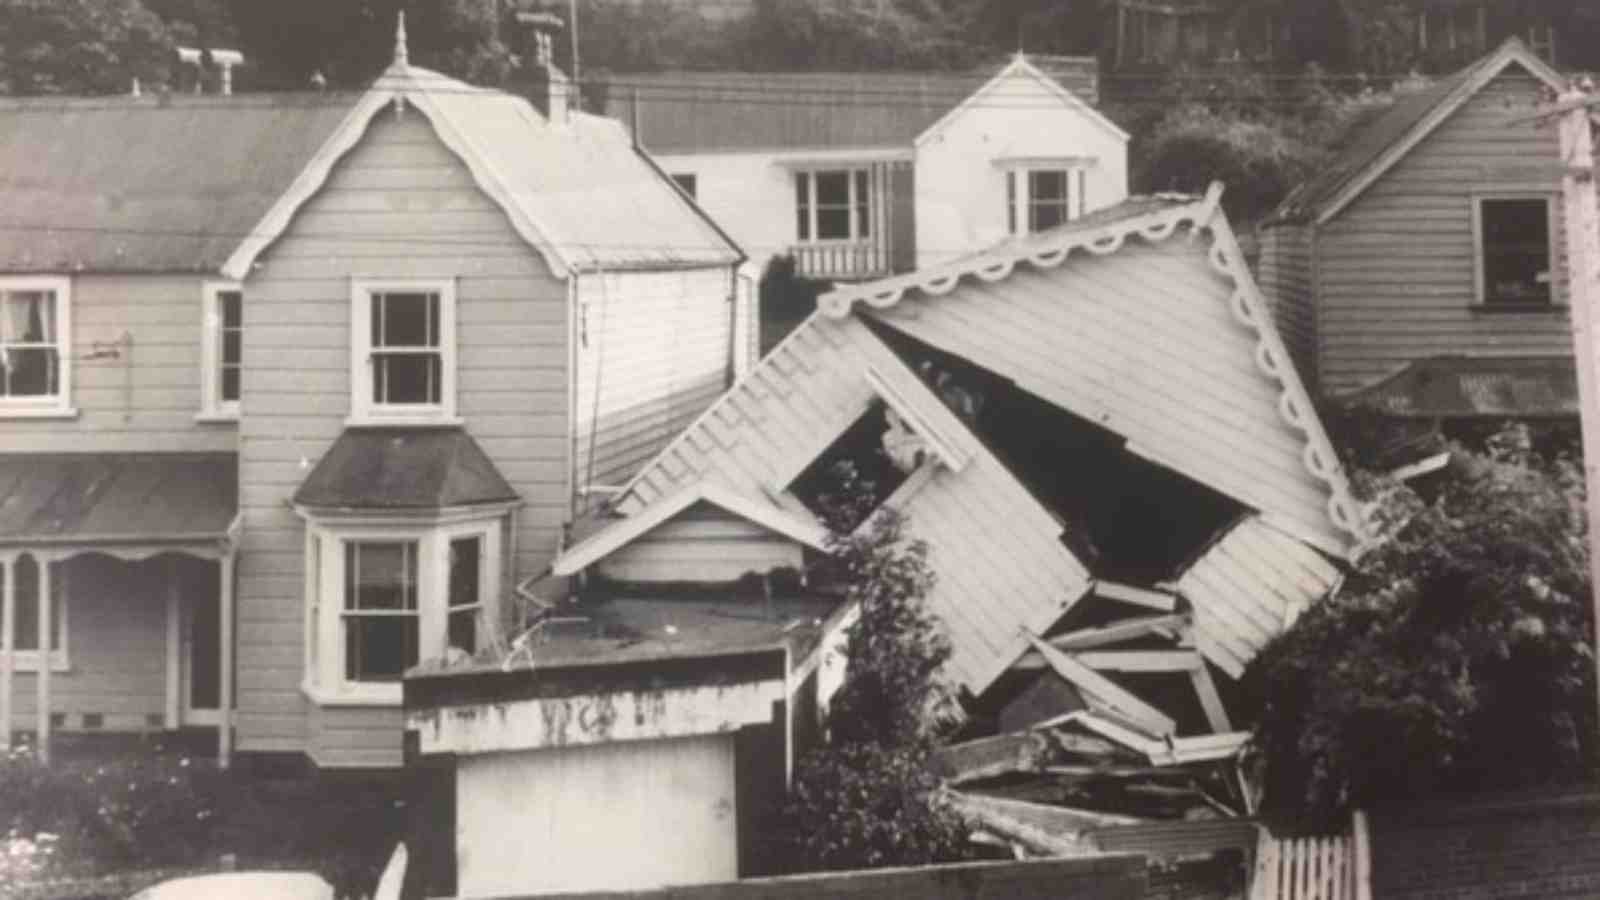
[292, 427, 518, 510]
[1176, 515, 1342, 678]
[820, 191, 1361, 558]
[0, 452, 236, 544]
[612, 312, 1092, 693]
[1089, 818, 1260, 860]
[601, 55, 1099, 154]
[1344, 354, 1577, 418]
[0, 94, 355, 272]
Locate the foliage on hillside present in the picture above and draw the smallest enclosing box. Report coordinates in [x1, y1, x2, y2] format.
[783, 509, 972, 871]
[1242, 425, 1597, 820]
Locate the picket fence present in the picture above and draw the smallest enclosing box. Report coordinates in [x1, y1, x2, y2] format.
[1249, 812, 1371, 900]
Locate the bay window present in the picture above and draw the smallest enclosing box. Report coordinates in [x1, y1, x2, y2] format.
[0, 277, 71, 416]
[302, 514, 502, 705]
[350, 279, 457, 424]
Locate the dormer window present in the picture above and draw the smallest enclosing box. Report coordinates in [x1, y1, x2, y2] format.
[1006, 168, 1086, 235]
[0, 277, 71, 418]
[350, 278, 457, 424]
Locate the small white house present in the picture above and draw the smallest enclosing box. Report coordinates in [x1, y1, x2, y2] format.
[606, 56, 1129, 280]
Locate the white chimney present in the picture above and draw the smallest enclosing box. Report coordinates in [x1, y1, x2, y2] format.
[512, 11, 570, 126]
[176, 46, 244, 95]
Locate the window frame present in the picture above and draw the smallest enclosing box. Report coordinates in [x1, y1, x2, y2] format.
[795, 168, 873, 244]
[348, 278, 459, 426]
[1471, 191, 1558, 310]
[198, 281, 243, 421]
[1006, 168, 1087, 236]
[0, 553, 70, 673]
[0, 276, 73, 419]
[301, 512, 503, 707]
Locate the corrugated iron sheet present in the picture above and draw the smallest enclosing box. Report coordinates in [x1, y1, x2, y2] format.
[601, 56, 1099, 154]
[1344, 354, 1577, 418]
[293, 427, 518, 510]
[0, 452, 236, 544]
[616, 313, 1091, 693]
[0, 94, 355, 272]
[858, 226, 1350, 557]
[1089, 818, 1260, 860]
[1176, 515, 1342, 678]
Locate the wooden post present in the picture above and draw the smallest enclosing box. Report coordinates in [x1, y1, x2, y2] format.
[1351, 810, 1373, 900]
[1555, 86, 1600, 740]
[218, 547, 235, 768]
[165, 558, 182, 730]
[1, 555, 13, 750]
[36, 556, 52, 764]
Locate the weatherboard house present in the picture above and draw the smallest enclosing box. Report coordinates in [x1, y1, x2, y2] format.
[405, 184, 1365, 894]
[604, 55, 1128, 282]
[0, 23, 747, 769]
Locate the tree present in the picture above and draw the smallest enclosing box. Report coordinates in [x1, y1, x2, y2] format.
[1243, 424, 1597, 820]
[0, 0, 181, 95]
[782, 509, 971, 871]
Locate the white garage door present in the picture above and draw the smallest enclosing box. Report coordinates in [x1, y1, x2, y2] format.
[456, 733, 739, 896]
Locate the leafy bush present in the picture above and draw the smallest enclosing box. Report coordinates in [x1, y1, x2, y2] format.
[782, 511, 972, 871]
[1243, 425, 1597, 819]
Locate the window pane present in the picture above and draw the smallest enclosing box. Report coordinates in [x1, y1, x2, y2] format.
[816, 208, 851, 240]
[374, 353, 442, 405]
[375, 292, 438, 348]
[448, 609, 477, 656]
[814, 171, 849, 206]
[1030, 170, 1068, 202]
[2, 348, 59, 397]
[345, 615, 418, 682]
[220, 291, 242, 329]
[346, 542, 416, 611]
[1031, 202, 1066, 232]
[221, 367, 241, 403]
[4, 556, 62, 652]
[449, 537, 481, 610]
[1482, 198, 1551, 304]
[855, 170, 871, 239]
[1, 290, 60, 400]
[222, 330, 242, 367]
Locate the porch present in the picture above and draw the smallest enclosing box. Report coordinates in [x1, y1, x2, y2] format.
[0, 452, 239, 766]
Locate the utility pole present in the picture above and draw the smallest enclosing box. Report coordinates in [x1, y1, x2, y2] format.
[1555, 82, 1600, 730]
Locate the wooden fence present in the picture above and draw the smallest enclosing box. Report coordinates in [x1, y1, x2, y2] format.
[1249, 812, 1371, 900]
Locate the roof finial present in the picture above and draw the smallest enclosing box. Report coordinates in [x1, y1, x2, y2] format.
[394, 9, 409, 68]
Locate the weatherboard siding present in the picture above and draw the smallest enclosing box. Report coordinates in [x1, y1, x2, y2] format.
[236, 109, 569, 767]
[598, 505, 804, 583]
[574, 268, 733, 494]
[1316, 68, 1570, 396]
[653, 151, 799, 273]
[4, 274, 234, 454]
[914, 69, 1127, 270]
[1256, 222, 1317, 391]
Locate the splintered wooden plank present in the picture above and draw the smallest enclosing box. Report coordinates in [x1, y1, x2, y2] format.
[1010, 615, 1192, 671]
[1189, 663, 1234, 734]
[931, 732, 1051, 785]
[1093, 580, 1179, 612]
[1027, 635, 1177, 738]
[1077, 650, 1204, 673]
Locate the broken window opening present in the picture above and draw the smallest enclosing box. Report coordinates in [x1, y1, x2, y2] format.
[789, 399, 912, 534]
[864, 317, 1247, 585]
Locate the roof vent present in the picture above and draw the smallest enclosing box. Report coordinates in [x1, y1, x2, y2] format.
[176, 46, 244, 95]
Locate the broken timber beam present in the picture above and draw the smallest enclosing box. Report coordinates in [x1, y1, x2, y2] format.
[932, 731, 1051, 785]
[1093, 580, 1178, 612]
[1011, 614, 1191, 671]
[1189, 664, 1233, 733]
[1075, 650, 1204, 673]
[1027, 635, 1177, 737]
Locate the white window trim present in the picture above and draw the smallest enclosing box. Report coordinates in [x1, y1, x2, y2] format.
[795, 168, 874, 245]
[1006, 167, 1087, 236]
[1471, 190, 1559, 308]
[0, 553, 70, 673]
[0, 276, 74, 419]
[348, 278, 460, 426]
[300, 512, 502, 707]
[197, 281, 243, 422]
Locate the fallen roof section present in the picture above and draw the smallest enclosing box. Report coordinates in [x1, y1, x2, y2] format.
[816, 185, 1363, 559]
[1342, 354, 1578, 419]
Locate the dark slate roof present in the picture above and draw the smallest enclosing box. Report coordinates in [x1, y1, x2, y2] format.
[293, 428, 518, 510]
[0, 453, 236, 545]
[601, 56, 1099, 154]
[0, 93, 359, 273]
[1344, 355, 1577, 418]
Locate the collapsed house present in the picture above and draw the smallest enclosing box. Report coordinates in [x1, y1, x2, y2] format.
[404, 183, 1365, 894]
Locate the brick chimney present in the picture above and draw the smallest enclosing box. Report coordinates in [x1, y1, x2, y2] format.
[511, 10, 569, 125]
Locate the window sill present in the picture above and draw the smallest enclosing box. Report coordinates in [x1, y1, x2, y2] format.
[343, 414, 464, 429]
[193, 411, 240, 424]
[0, 406, 79, 420]
[1470, 303, 1566, 315]
[301, 680, 401, 708]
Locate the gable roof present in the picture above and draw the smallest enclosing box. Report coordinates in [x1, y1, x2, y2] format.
[225, 62, 740, 279]
[1273, 37, 1566, 226]
[915, 56, 1127, 147]
[600, 55, 1102, 155]
[0, 93, 355, 273]
[552, 481, 830, 577]
[292, 427, 518, 511]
